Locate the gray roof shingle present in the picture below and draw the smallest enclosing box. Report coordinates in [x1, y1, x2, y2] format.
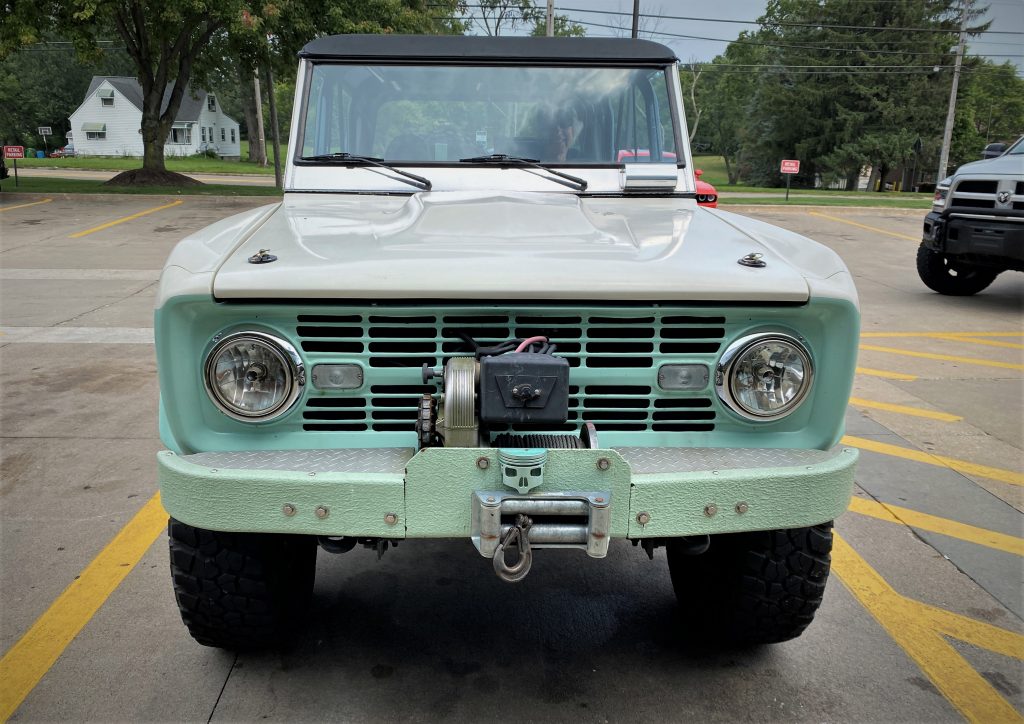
[83, 76, 226, 123]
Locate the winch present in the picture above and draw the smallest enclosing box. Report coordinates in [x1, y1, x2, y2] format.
[417, 334, 575, 450]
[416, 335, 609, 582]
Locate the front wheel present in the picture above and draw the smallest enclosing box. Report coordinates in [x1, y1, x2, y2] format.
[168, 519, 317, 650]
[666, 523, 833, 645]
[916, 244, 999, 296]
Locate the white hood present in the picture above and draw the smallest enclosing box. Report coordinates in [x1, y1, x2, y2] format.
[211, 192, 847, 303]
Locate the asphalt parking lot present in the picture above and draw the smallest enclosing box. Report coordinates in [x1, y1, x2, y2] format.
[1, 194, 1021, 722]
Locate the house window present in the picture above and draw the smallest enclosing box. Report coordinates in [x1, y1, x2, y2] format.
[209, 127, 214, 142]
[86, 131, 106, 140]
[169, 127, 192, 144]
[220, 128, 225, 142]
[230, 128, 235, 143]
[201, 127, 207, 143]
[207, 95, 216, 112]
[98, 89, 114, 106]
[101, 97, 114, 107]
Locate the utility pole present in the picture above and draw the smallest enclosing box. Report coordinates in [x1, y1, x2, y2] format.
[546, 0, 554, 36]
[264, 63, 283, 190]
[631, 0, 640, 38]
[252, 73, 267, 167]
[937, 3, 967, 181]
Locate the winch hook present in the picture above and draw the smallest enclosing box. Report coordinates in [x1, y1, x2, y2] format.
[493, 514, 533, 583]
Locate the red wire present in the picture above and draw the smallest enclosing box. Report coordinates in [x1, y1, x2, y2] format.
[515, 336, 548, 353]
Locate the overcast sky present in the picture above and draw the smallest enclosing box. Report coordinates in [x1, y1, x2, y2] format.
[467, 1, 1024, 75]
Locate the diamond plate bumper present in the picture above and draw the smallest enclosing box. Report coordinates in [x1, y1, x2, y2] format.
[157, 446, 857, 538]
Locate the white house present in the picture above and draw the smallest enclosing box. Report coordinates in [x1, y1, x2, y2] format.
[68, 77, 241, 159]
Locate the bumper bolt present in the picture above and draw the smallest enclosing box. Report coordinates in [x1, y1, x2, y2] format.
[476, 456, 490, 470]
[704, 504, 718, 517]
[384, 512, 398, 525]
[636, 511, 651, 526]
[597, 458, 610, 471]
[282, 503, 296, 517]
[735, 502, 749, 514]
[315, 505, 329, 519]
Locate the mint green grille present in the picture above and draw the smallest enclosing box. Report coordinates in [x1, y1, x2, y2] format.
[294, 307, 724, 436]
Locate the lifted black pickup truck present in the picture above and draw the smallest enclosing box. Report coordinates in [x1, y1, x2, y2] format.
[919, 136, 1024, 295]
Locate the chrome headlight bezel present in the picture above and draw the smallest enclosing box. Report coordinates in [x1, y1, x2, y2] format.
[715, 332, 814, 421]
[203, 330, 305, 422]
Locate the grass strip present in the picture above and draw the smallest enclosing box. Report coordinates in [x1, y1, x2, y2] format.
[0, 177, 282, 197]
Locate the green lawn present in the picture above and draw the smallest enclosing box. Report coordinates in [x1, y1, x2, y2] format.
[0, 176, 283, 196]
[718, 196, 932, 209]
[16, 141, 290, 176]
[692, 154, 933, 200]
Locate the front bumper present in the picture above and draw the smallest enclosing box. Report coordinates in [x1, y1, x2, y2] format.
[923, 210, 1024, 265]
[158, 445, 857, 539]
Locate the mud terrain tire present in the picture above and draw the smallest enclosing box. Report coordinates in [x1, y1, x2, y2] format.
[667, 523, 833, 645]
[169, 518, 317, 650]
[917, 244, 998, 296]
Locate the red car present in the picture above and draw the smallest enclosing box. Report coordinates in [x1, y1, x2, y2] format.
[694, 168, 718, 208]
[49, 144, 76, 158]
[616, 150, 718, 207]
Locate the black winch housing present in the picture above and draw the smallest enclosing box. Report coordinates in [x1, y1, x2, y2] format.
[479, 352, 570, 425]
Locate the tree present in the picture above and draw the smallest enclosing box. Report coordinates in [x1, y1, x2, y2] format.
[529, 13, 585, 37]
[474, 0, 541, 36]
[1, 0, 466, 184]
[949, 59, 1024, 168]
[694, 36, 767, 184]
[752, 0, 987, 188]
[0, 40, 134, 148]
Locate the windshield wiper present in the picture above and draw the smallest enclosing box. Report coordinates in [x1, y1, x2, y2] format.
[299, 152, 432, 191]
[459, 154, 588, 192]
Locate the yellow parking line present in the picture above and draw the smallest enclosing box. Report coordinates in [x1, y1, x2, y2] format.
[861, 332, 1023, 339]
[0, 493, 166, 721]
[848, 397, 961, 422]
[0, 198, 53, 213]
[68, 199, 183, 238]
[847, 497, 1023, 556]
[930, 334, 1024, 351]
[832, 534, 1024, 723]
[808, 211, 919, 241]
[860, 343, 1024, 371]
[842, 435, 1023, 486]
[856, 366, 918, 381]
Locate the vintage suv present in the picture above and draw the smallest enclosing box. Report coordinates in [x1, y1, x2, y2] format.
[156, 35, 859, 650]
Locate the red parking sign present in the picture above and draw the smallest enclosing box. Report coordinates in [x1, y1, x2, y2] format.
[780, 159, 800, 174]
[3, 146, 25, 159]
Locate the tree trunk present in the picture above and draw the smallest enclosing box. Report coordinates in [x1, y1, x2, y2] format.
[264, 63, 283, 190]
[846, 169, 860, 192]
[140, 110, 169, 173]
[723, 154, 735, 185]
[876, 163, 890, 192]
[238, 63, 266, 165]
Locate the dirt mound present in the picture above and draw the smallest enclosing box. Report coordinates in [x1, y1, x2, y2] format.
[104, 169, 202, 186]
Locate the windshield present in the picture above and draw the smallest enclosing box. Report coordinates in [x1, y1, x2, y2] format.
[299, 64, 679, 165]
[1006, 137, 1024, 155]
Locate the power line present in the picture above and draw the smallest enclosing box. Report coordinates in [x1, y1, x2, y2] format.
[553, 5, 1023, 35]
[570, 19, 1021, 60]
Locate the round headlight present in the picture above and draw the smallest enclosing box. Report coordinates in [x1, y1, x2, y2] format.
[716, 333, 813, 421]
[204, 331, 304, 421]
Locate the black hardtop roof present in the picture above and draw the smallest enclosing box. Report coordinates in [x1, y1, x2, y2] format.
[299, 34, 677, 64]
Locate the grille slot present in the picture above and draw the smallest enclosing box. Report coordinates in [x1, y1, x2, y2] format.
[956, 180, 998, 194]
[294, 308, 725, 435]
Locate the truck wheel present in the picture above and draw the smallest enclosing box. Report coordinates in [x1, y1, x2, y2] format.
[666, 523, 833, 645]
[168, 518, 317, 650]
[916, 244, 998, 296]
